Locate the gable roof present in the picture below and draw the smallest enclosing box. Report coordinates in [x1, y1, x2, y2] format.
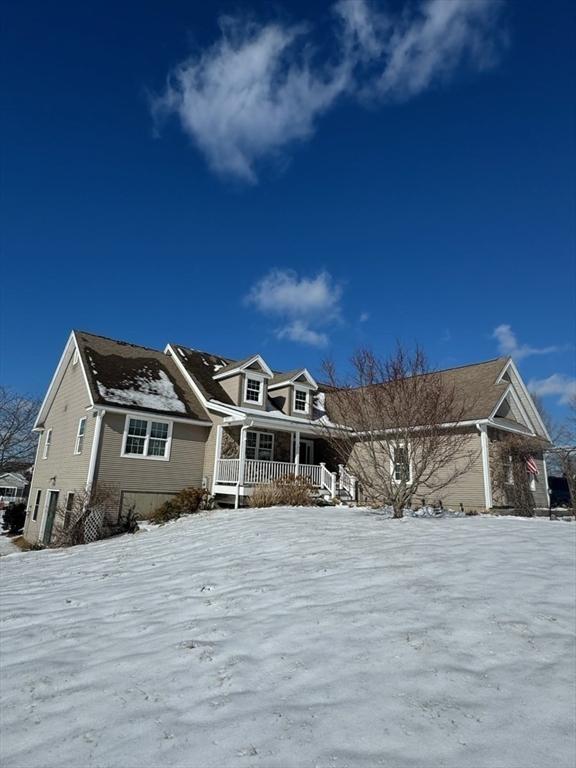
[323, 357, 538, 429]
[268, 368, 318, 390]
[168, 344, 238, 405]
[74, 332, 208, 420]
[213, 354, 273, 380]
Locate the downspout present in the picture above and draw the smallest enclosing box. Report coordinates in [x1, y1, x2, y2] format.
[86, 409, 105, 493]
[235, 420, 253, 510]
[477, 422, 492, 510]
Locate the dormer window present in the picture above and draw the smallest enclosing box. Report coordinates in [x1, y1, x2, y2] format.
[245, 377, 263, 405]
[293, 388, 309, 413]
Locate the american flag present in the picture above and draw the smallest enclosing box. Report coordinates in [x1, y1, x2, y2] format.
[525, 455, 539, 475]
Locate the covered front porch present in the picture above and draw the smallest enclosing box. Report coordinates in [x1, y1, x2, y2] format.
[211, 421, 356, 504]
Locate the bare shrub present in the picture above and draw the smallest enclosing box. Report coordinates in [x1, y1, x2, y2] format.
[250, 474, 314, 508]
[150, 487, 213, 524]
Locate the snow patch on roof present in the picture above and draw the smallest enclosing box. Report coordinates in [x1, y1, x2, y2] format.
[97, 370, 186, 413]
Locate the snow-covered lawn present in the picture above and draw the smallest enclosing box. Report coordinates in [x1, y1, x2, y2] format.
[1, 507, 575, 768]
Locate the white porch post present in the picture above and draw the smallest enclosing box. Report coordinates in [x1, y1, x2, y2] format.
[212, 424, 223, 493]
[235, 424, 249, 509]
[294, 431, 301, 476]
[542, 454, 550, 509]
[477, 423, 492, 510]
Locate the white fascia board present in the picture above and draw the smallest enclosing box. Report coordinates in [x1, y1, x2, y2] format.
[34, 332, 94, 430]
[497, 358, 551, 442]
[91, 404, 211, 426]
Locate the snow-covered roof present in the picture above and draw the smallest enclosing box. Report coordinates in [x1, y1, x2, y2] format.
[75, 331, 207, 420]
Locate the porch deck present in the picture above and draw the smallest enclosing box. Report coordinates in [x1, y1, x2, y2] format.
[216, 458, 333, 489]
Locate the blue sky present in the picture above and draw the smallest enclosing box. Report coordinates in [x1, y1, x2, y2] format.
[1, 0, 574, 419]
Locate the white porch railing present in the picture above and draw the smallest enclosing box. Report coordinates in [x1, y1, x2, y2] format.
[338, 464, 357, 500]
[216, 458, 335, 493]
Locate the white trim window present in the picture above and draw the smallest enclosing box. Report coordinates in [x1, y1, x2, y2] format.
[293, 387, 309, 413]
[121, 416, 173, 460]
[391, 444, 412, 484]
[244, 376, 264, 405]
[74, 417, 87, 454]
[32, 489, 42, 521]
[506, 455, 514, 485]
[43, 429, 52, 459]
[246, 430, 274, 461]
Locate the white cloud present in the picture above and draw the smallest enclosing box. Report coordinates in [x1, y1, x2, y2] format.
[359, 311, 370, 323]
[276, 321, 329, 348]
[246, 269, 342, 319]
[245, 269, 342, 346]
[528, 374, 576, 406]
[152, 0, 504, 181]
[493, 324, 557, 361]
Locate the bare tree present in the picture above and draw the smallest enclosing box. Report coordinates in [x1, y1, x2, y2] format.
[549, 395, 576, 511]
[321, 345, 479, 518]
[0, 387, 41, 473]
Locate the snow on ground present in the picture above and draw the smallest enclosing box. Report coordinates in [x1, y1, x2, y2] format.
[0, 534, 19, 557]
[1, 507, 575, 768]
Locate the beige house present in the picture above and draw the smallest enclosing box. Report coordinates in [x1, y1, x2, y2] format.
[24, 331, 551, 545]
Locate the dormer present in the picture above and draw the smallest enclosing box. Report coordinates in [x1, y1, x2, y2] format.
[213, 354, 273, 410]
[268, 369, 318, 417]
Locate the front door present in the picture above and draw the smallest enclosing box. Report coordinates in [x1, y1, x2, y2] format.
[43, 490, 59, 545]
[293, 437, 314, 465]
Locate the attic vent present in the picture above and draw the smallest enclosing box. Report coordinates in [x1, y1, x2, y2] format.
[72, 348, 79, 366]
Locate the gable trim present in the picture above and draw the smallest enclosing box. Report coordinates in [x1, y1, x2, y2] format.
[268, 368, 318, 391]
[33, 332, 94, 430]
[496, 359, 551, 441]
[489, 384, 535, 435]
[213, 354, 273, 381]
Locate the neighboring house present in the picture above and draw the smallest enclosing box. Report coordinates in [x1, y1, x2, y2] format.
[0, 472, 28, 506]
[23, 331, 551, 545]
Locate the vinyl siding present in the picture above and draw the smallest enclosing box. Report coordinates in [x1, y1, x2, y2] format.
[349, 428, 487, 511]
[24, 350, 94, 543]
[93, 412, 209, 518]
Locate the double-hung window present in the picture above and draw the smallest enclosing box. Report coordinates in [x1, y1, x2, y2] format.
[74, 417, 87, 454]
[43, 429, 52, 459]
[245, 377, 263, 405]
[293, 388, 308, 413]
[246, 431, 274, 461]
[392, 445, 411, 484]
[122, 417, 172, 460]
